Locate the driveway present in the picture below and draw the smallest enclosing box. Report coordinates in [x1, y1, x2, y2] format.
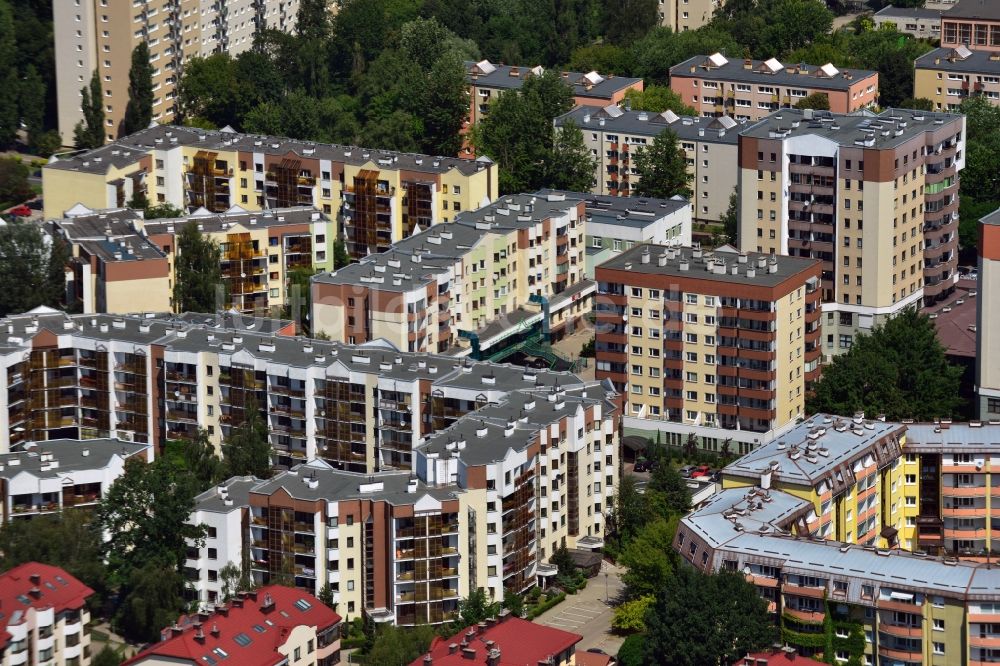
[535, 560, 626, 654]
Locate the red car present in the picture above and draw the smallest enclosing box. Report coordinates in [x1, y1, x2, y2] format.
[690, 465, 712, 478]
[7, 205, 32, 217]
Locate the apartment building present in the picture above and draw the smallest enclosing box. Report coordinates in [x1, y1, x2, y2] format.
[915, 46, 1000, 110]
[657, 0, 718, 32]
[0, 309, 614, 473]
[670, 53, 879, 121]
[555, 105, 745, 224]
[678, 417, 1000, 666]
[465, 60, 642, 128]
[42, 125, 498, 259]
[872, 5, 943, 39]
[594, 244, 821, 451]
[411, 616, 582, 666]
[311, 193, 591, 357]
[940, 0, 1000, 51]
[124, 585, 341, 666]
[0, 438, 150, 524]
[737, 108, 966, 357]
[186, 382, 618, 621]
[53, 1, 302, 146]
[978, 208, 1000, 419]
[533, 190, 691, 278]
[51, 204, 335, 314]
[0, 563, 94, 666]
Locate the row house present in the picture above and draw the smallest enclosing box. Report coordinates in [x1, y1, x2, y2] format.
[42, 125, 497, 259]
[915, 46, 1000, 110]
[311, 193, 592, 357]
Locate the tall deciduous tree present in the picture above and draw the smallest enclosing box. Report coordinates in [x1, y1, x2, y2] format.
[0, 0, 18, 146]
[123, 42, 154, 136]
[607, 474, 647, 546]
[20, 64, 45, 150]
[172, 222, 222, 313]
[711, 0, 833, 59]
[721, 189, 738, 244]
[0, 219, 66, 316]
[222, 395, 273, 479]
[623, 85, 696, 115]
[634, 128, 693, 200]
[546, 120, 596, 192]
[794, 92, 830, 110]
[74, 70, 105, 149]
[807, 307, 964, 420]
[645, 567, 777, 665]
[285, 267, 315, 335]
[620, 516, 678, 599]
[604, 0, 658, 45]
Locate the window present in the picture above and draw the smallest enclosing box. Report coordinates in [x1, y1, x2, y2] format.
[933, 642, 945, 655]
[933, 618, 945, 631]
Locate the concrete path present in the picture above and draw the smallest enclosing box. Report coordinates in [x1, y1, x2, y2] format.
[534, 560, 626, 655]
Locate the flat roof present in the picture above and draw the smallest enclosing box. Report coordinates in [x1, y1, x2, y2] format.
[534, 189, 689, 229]
[0, 439, 149, 481]
[142, 206, 325, 235]
[556, 105, 745, 143]
[874, 5, 945, 19]
[466, 60, 641, 99]
[916, 47, 1000, 76]
[945, 0, 1000, 20]
[982, 207, 1000, 226]
[597, 243, 819, 289]
[670, 54, 877, 91]
[46, 124, 492, 177]
[903, 421, 1000, 451]
[740, 107, 965, 150]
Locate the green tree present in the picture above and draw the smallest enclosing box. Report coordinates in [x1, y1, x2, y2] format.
[711, 0, 834, 59]
[333, 237, 351, 268]
[0, 219, 64, 316]
[623, 85, 696, 115]
[900, 97, 934, 111]
[634, 128, 693, 200]
[617, 633, 646, 666]
[604, 0, 658, 44]
[569, 44, 635, 76]
[163, 429, 226, 491]
[114, 560, 187, 643]
[144, 203, 186, 219]
[648, 465, 691, 514]
[607, 475, 647, 547]
[503, 590, 525, 617]
[807, 307, 964, 420]
[645, 567, 776, 666]
[74, 70, 105, 149]
[612, 595, 654, 633]
[453, 587, 501, 630]
[958, 96, 1000, 258]
[545, 120, 596, 192]
[218, 560, 253, 602]
[551, 545, 577, 579]
[630, 27, 741, 85]
[318, 582, 337, 610]
[285, 267, 315, 335]
[364, 624, 436, 666]
[222, 395, 273, 478]
[20, 64, 45, 151]
[177, 54, 239, 128]
[91, 646, 124, 666]
[620, 517, 678, 599]
[47, 233, 69, 309]
[419, 54, 470, 155]
[95, 455, 207, 584]
[794, 92, 830, 110]
[721, 188, 738, 244]
[172, 222, 222, 313]
[0, 1, 17, 146]
[0, 156, 32, 204]
[123, 42, 154, 136]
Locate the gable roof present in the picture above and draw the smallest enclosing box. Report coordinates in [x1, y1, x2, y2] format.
[412, 616, 581, 666]
[0, 563, 94, 650]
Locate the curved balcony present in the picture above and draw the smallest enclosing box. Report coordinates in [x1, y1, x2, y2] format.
[877, 646, 922, 663]
[880, 622, 922, 638]
[783, 583, 826, 600]
[970, 634, 1000, 649]
[784, 607, 825, 623]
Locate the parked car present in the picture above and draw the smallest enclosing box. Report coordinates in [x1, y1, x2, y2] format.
[633, 459, 651, 473]
[7, 205, 31, 217]
[690, 464, 712, 478]
[679, 464, 696, 478]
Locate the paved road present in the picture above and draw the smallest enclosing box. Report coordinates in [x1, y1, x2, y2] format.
[534, 560, 626, 655]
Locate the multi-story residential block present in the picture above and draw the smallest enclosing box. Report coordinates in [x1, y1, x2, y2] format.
[186, 381, 618, 621]
[737, 108, 966, 358]
[915, 46, 1000, 110]
[0, 562, 94, 666]
[53, 1, 304, 145]
[873, 5, 944, 39]
[311, 193, 591, 357]
[657, 0, 718, 32]
[977, 207, 1000, 419]
[42, 125, 498, 259]
[0, 309, 616, 475]
[555, 105, 745, 223]
[465, 60, 642, 128]
[678, 417, 1000, 666]
[124, 585, 342, 666]
[0, 438, 150, 524]
[51, 204, 335, 314]
[669, 54, 879, 121]
[534, 190, 691, 278]
[594, 243, 821, 450]
[940, 0, 1000, 51]
[410, 615, 582, 666]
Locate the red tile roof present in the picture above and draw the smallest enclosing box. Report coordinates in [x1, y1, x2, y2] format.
[743, 649, 827, 666]
[575, 651, 614, 666]
[928, 278, 978, 358]
[124, 585, 341, 666]
[0, 562, 94, 652]
[411, 616, 582, 666]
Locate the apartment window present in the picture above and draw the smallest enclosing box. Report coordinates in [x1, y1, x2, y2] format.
[933, 642, 945, 655]
[933, 618, 945, 631]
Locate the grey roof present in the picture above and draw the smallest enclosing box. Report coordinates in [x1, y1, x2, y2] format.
[313, 193, 581, 292]
[723, 414, 905, 486]
[874, 5, 945, 20]
[670, 55, 877, 91]
[250, 460, 461, 505]
[916, 47, 1000, 76]
[597, 243, 818, 289]
[902, 422, 1000, 452]
[739, 107, 965, 150]
[46, 124, 492, 177]
[141, 206, 326, 235]
[982, 207, 1000, 226]
[194, 476, 260, 514]
[51, 208, 141, 240]
[534, 189, 689, 229]
[0, 438, 149, 480]
[946, 0, 1000, 20]
[683, 487, 813, 549]
[556, 105, 745, 144]
[170, 311, 294, 334]
[466, 60, 641, 99]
